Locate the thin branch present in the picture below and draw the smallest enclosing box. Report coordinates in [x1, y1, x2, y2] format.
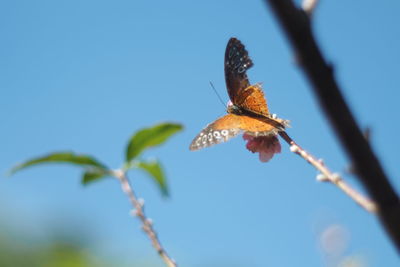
[113, 169, 177, 267]
[279, 131, 377, 213]
[265, 0, 400, 251]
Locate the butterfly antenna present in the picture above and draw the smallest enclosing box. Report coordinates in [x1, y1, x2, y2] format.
[209, 81, 226, 108]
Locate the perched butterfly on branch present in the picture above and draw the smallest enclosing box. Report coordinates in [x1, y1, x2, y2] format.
[189, 38, 289, 162]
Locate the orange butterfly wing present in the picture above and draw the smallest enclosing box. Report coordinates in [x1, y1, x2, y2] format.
[238, 84, 270, 116]
[189, 114, 242, 151]
[189, 113, 282, 151]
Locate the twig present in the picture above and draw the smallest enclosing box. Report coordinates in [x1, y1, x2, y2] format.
[113, 169, 177, 267]
[265, 0, 400, 251]
[279, 131, 377, 213]
[302, 0, 319, 16]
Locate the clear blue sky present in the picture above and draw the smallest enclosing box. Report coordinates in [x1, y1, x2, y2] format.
[1, 0, 400, 266]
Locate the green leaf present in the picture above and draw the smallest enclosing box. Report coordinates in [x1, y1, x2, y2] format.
[9, 152, 108, 175]
[126, 122, 183, 163]
[137, 160, 169, 197]
[81, 169, 109, 185]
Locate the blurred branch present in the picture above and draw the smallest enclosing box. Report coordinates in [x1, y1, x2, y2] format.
[113, 170, 177, 267]
[265, 0, 400, 251]
[279, 131, 377, 213]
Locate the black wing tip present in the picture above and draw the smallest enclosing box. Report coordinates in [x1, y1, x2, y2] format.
[225, 37, 254, 69]
[228, 37, 241, 45]
[226, 37, 246, 53]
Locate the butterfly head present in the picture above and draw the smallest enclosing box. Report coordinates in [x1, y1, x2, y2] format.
[226, 100, 243, 115]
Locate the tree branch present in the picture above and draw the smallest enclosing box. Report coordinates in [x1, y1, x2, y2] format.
[265, 0, 400, 251]
[279, 131, 377, 213]
[113, 170, 177, 267]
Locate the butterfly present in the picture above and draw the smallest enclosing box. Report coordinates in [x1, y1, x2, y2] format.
[189, 37, 288, 152]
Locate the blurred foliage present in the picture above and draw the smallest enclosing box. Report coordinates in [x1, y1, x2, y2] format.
[0, 232, 102, 267]
[0, 226, 159, 267]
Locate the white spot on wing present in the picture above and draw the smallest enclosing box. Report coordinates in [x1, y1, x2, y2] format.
[213, 131, 221, 138]
[208, 132, 213, 141]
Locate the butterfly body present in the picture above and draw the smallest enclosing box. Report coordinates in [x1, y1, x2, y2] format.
[189, 38, 288, 151]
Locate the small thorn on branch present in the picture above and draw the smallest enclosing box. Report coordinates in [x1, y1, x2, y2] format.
[290, 145, 299, 153]
[302, 0, 319, 16]
[138, 198, 145, 207]
[316, 174, 329, 182]
[130, 209, 137, 216]
[146, 218, 153, 226]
